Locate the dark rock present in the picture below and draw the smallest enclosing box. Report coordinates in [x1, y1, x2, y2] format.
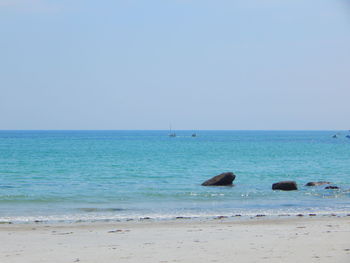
[272, 181, 298, 191]
[309, 214, 317, 216]
[296, 214, 304, 217]
[325, 185, 339, 189]
[305, 181, 331, 186]
[201, 172, 236, 186]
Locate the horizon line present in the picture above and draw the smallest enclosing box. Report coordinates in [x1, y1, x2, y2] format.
[0, 129, 348, 132]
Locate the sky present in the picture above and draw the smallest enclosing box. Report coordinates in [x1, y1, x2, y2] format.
[0, 0, 349, 130]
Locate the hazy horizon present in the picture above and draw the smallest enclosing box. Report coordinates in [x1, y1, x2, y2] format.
[1, 0, 349, 130]
[0, 129, 349, 132]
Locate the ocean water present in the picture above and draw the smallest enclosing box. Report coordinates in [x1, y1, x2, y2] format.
[0, 130, 349, 223]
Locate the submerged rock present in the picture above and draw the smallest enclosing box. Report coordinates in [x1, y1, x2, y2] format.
[305, 181, 331, 187]
[325, 185, 339, 189]
[272, 181, 298, 191]
[201, 172, 236, 186]
[256, 214, 266, 217]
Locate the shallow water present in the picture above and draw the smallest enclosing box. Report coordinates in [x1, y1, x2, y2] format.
[0, 130, 349, 222]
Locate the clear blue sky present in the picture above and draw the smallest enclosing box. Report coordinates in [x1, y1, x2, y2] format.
[1, 0, 349, 130]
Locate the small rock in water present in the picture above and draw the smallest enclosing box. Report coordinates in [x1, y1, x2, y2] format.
[140, 217, 151, 220]
[325, 185, 339, 189]
[256, 214, 266, 217]
[309, 214, 317, 216]
[272, 181, 298, 191]
[296, 214, 304, 217]
[305, 181, 331, 187]
[201, 172, 236, 186]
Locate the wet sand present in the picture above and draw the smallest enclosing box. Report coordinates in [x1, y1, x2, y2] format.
[1, 216, 349, 263]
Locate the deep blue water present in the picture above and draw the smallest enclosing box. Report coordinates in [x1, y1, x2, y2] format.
[0, 130, 349, 222]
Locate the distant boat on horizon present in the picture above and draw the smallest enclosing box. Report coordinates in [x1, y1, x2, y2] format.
[169, 125, 176, 137]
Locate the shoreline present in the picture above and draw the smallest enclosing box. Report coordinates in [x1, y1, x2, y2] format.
[1, 210, 350, 225]
[1, 216, 349, 263]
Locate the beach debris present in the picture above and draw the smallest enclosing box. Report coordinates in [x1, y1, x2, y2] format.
[108, 230, 123, 233]
[53, 232, 74, 235]
[325, 185, 339, 189]
[272, 181, 298, 191]
[305, 181, 331, 186]
[201, 172, 236, 186]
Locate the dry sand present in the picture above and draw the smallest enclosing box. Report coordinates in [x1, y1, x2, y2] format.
[1, 216, 349, 263]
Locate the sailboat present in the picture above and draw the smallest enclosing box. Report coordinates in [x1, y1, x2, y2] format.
[169, 125, 176, 137]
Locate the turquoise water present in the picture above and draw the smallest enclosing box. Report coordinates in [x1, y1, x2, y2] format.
[0, 130, 349, 222]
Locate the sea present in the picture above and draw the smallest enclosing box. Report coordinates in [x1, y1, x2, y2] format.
[0, 130, 349, 223]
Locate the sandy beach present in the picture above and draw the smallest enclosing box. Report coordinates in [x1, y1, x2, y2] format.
[1, 216, 349, 263]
